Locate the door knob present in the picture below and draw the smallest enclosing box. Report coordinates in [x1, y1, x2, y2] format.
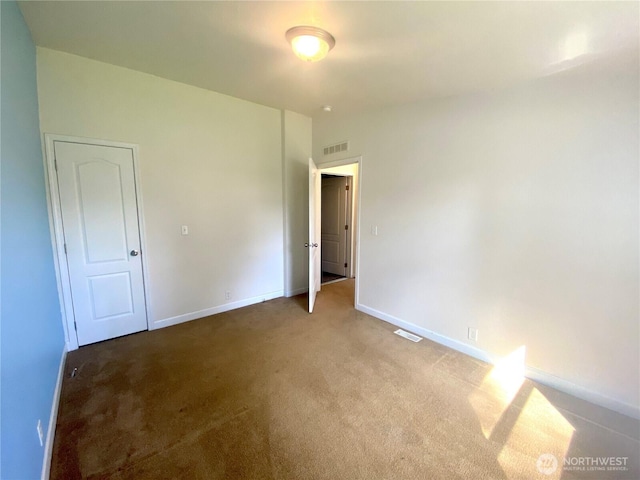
[130, 249, 140, 256]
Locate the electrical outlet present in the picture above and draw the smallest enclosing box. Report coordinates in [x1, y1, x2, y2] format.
[181, 225, 189, 235]
[37, 419, 44, 447]
[225, 291, 231, 300]
[371, 225, 378, 236]
[468, 328, 478, 342]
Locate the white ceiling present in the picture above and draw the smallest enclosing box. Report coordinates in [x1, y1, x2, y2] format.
[19, 1, 639, 118]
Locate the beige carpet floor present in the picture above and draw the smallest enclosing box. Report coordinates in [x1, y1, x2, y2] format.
[51, 280, 639, 479]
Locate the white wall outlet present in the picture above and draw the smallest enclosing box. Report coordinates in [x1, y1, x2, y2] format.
[225, 291, 231, 300]
[37, 419, 44, 447]
[468, 327, 478, 342]
[181, 225, 189, 235]
[371, 225, 378, 236]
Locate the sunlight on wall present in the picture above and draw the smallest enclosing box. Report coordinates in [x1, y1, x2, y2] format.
[469, 346, 526, 439]
[497, 388, 575, 479]
[560, 30, 589, 63]
[545, 28, 591, 75]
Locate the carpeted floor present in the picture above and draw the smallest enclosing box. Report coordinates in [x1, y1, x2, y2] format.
[51, 280, 639, 479]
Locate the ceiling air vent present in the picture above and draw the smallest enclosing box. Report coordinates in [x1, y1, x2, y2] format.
[323, 141, 349, 156]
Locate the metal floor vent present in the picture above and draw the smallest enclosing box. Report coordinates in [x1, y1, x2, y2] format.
[394, 329, 423, 343]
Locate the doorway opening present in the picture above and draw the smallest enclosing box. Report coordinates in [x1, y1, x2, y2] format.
[308, 155, 361, 313]
[318, 160, 359, 288]
[320, 174, 350, 285]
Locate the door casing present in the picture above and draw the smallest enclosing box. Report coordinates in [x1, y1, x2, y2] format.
[43, 134, 152, 351]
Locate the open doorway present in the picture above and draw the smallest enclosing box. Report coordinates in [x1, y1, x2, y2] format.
[321, 174, 351, 284]
[308, 156, 361, 312]
[318, 159, 360, 288]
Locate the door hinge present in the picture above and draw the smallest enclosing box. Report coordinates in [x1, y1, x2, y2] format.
[64, 243, 67, 254]
[344, 263, 348, 268]
[346, 185, 349, 191]
[73, 320, 77, 332]
[54, 158, 58, 171]
[345, 224, 348, 230]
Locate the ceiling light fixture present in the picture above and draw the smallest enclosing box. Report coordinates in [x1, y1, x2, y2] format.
[285, 26, 335, 62]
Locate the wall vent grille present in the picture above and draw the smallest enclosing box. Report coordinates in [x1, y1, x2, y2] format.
[323, 141, 349, 156]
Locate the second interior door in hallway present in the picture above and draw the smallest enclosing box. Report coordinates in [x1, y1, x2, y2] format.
[321, 175, 348, 277]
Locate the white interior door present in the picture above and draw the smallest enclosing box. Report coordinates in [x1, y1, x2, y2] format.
[321, 176, 348, 276]
[55, 141, 147, 346]
[308, 158, 321, 312]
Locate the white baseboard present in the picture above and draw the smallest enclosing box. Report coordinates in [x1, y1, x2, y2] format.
[356, 302, 640, 420]
[356, 303, 494, 364]
[285, 286, 308, 297]
[152, 290, 284, 329]
[525, 366, 640, 420]
[42, 345, 67, 480]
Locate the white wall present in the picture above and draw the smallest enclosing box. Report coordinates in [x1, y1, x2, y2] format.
[282, 110, 312, 296]
[37, 48, 285, 326]
[313, 63, 639, 416]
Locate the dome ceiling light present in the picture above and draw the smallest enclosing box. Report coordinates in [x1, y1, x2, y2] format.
[285, 26, 335, 62]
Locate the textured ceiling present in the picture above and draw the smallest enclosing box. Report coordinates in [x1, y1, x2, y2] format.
[19, 1, 640, 118]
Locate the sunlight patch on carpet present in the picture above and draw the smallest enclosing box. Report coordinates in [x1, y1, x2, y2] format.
[469, 346, 527, 439]
[497, 387, 574, 479]
[468, 345, 574, 478]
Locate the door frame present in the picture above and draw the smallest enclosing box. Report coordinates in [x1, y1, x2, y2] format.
[43, 134, 151, 351]
[317, 155, 362, 308]
[345, 176, 354, 278]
